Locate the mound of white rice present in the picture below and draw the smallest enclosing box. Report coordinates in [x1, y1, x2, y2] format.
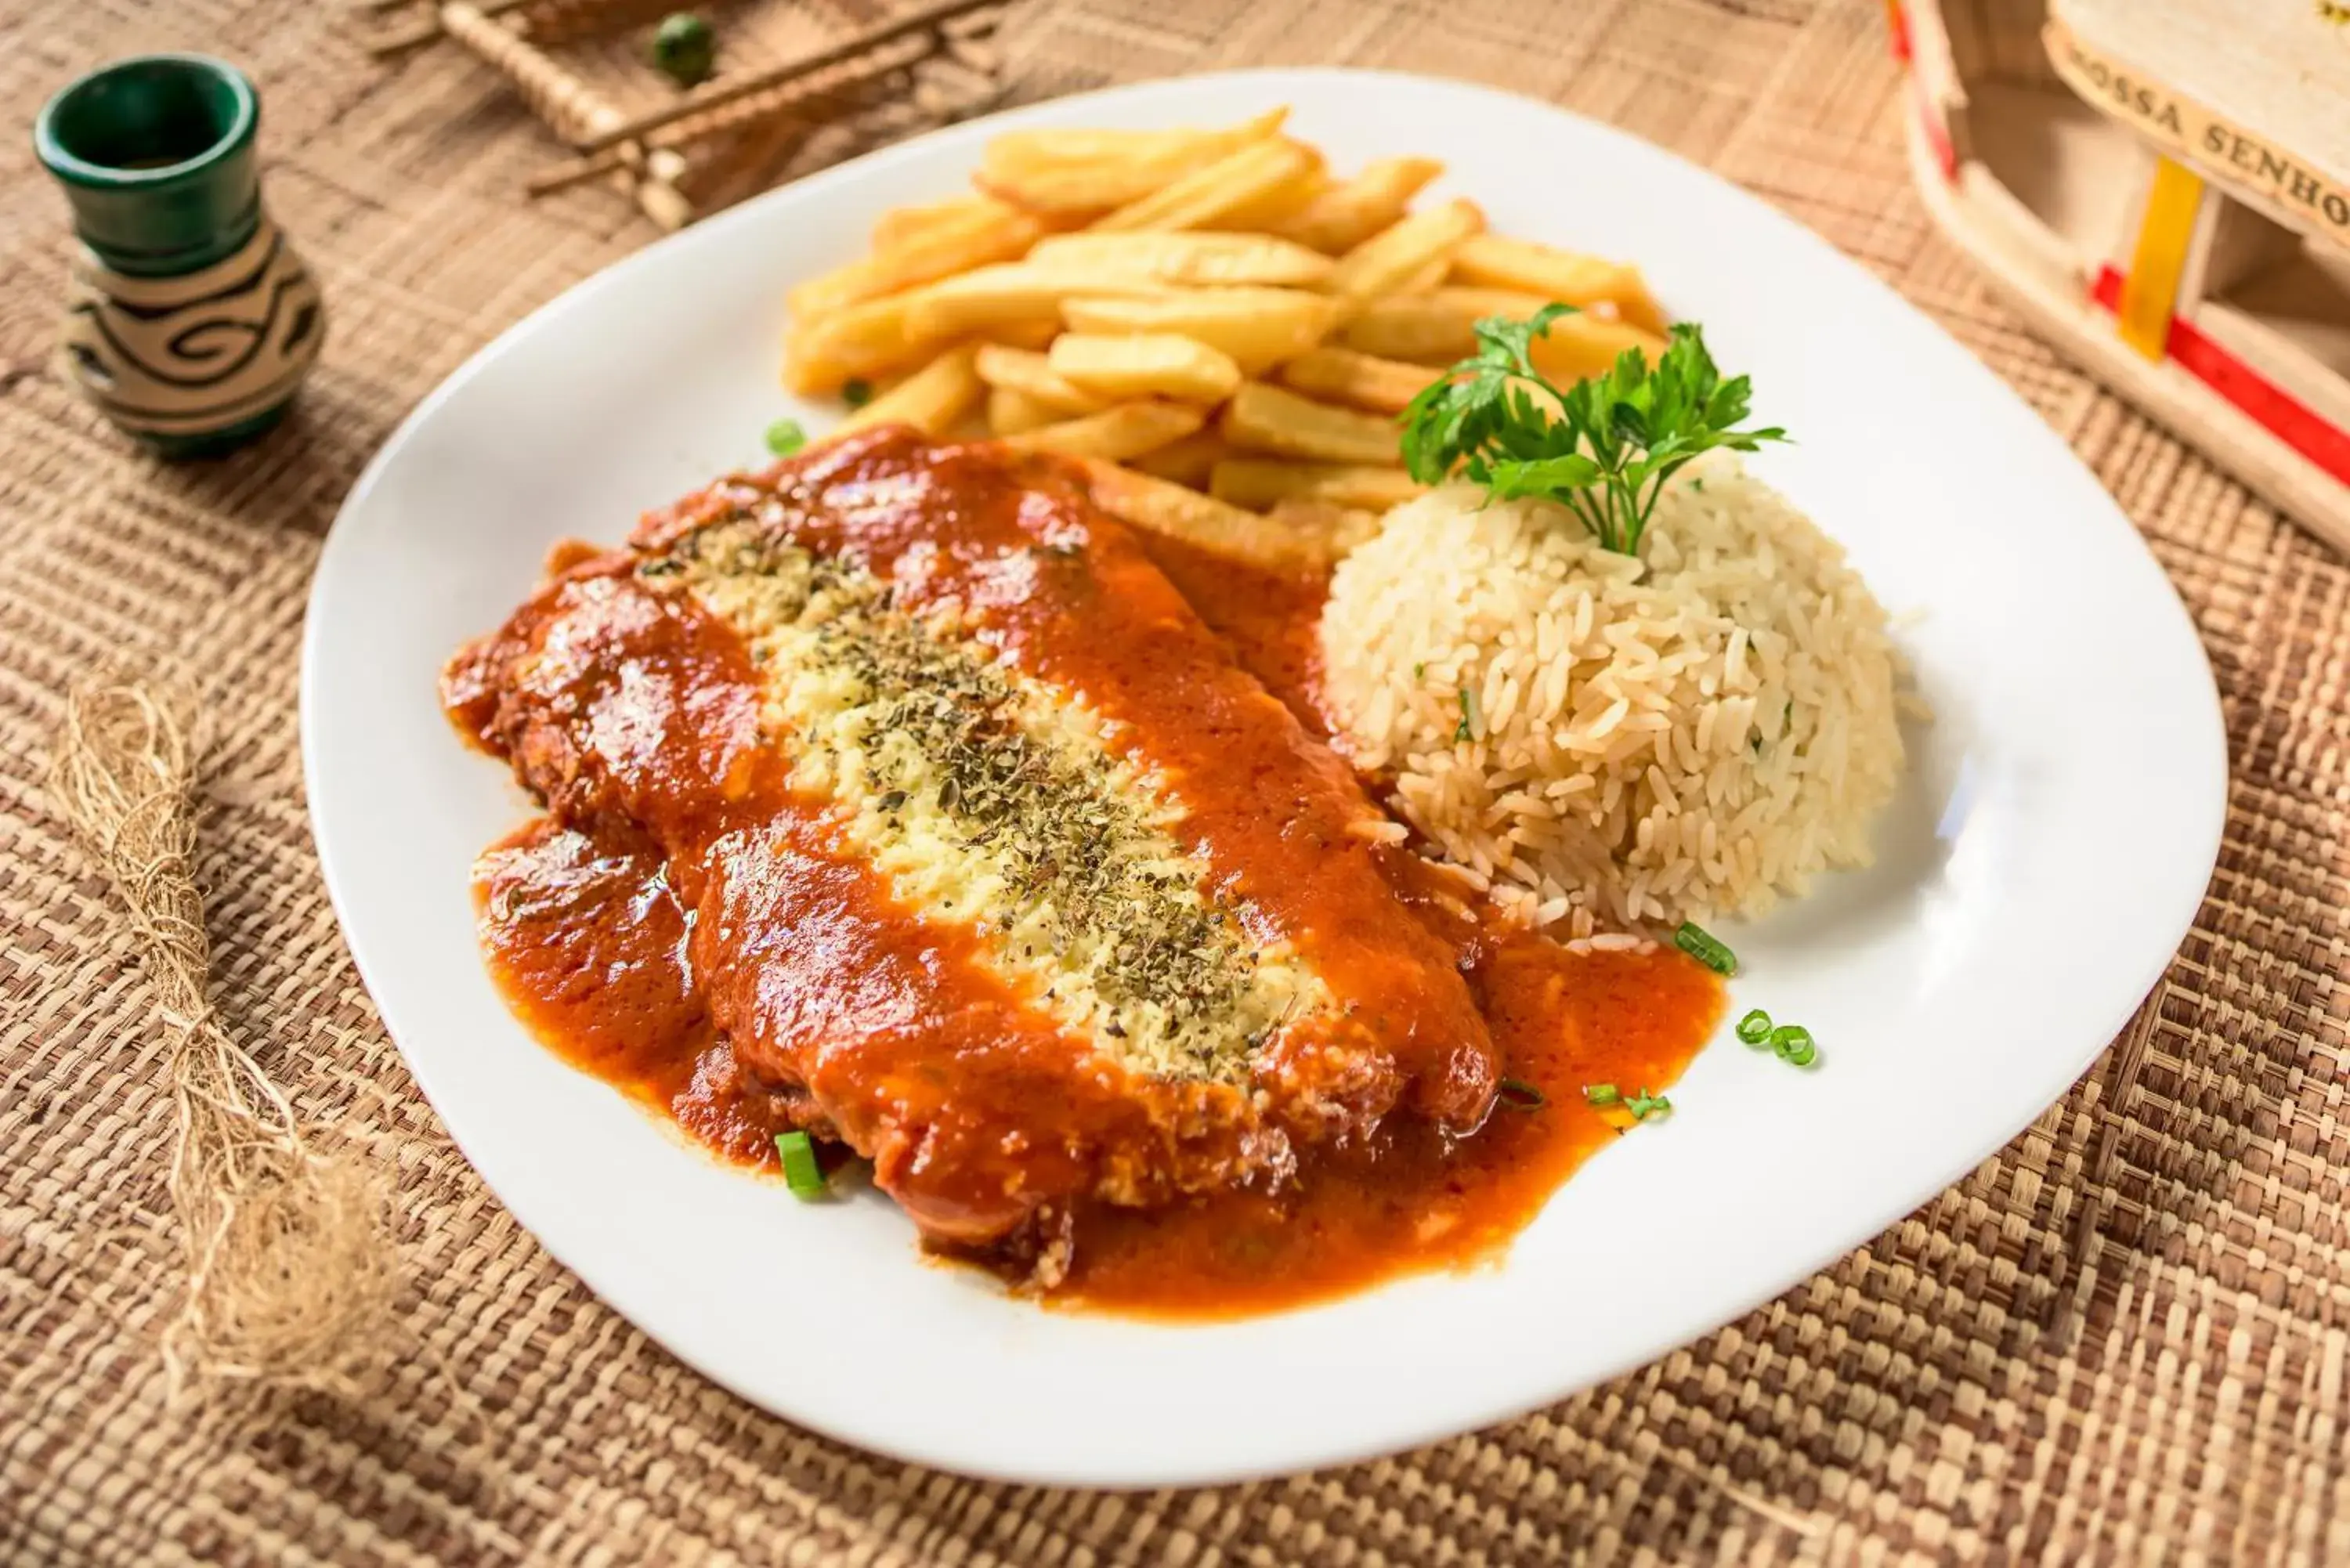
[1318, 452, 1908, 935]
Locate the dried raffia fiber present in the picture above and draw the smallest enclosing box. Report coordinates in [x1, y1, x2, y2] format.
[46, 680, 393, 1399]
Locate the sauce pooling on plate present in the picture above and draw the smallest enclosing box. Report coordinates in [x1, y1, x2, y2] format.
[476, 816, 1719, 1315]
[454, 431, 1720, 1316]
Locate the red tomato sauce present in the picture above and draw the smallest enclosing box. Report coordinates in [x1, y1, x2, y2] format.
[463, 444, 1719, 1317]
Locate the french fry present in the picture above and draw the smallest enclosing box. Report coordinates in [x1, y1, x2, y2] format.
[1265, 497, 1383, 555]
[871, 194, 997, 251]
[835, 343, 983, 438]
[1339, 288, 1537, 362]
[1394, 256, 1452, 294]
[1448, 234, 1668, 334]
[987, 385, 1062, 435]
[904, 264, 1170, 339]
[988, 317, 1065, 352]
[1027, 231, 1332, 287]
[786, 292, 938, 395]
[1277, 345, 1439, 414]
[790, 201, 1042, 320]
[1274, 155, 1445, 253]
[1219, 382, 1401, 465]
[1518, 311, 1667, 385]
[977, 108, 1289, 214]
[1079, 460, 1339, 572]
[998, 400, 1207, 461]
[784, 119, 1676, 505]
[1322, 199, 1485, 305]
[1209, 459, 1425, 512]
[1049, 333, 1243, 404]
[1129, 429, 1236, 487]
[1520, 311, 1669, 383]
[1214, 166, 1331, 232]
[1343, 287, 1667, 378]
[1090, 138, 1324, 233]
[1059, 288, 1339, 374]
[974, 343, 1108, 414]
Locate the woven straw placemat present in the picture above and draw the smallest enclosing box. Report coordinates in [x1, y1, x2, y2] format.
[3, 1, 2341, 1562]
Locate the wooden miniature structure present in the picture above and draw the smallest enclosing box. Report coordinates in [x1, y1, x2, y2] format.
[360, 0, 1009, 231]
[1892, 0, 2350, 550]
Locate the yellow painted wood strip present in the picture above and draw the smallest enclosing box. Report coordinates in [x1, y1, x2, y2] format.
[2117, 157, 2205, 362]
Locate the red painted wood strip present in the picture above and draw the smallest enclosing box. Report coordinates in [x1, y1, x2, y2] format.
[2092, 264, 2350, 488]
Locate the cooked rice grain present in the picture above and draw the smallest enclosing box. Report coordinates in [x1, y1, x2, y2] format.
[1318, 454, 1907, 934]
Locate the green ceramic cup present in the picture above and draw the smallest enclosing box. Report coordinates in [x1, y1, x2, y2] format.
[34, 54, 324, 457]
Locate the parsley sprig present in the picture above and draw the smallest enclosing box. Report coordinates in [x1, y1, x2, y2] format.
[1399, 303, 1788, 555]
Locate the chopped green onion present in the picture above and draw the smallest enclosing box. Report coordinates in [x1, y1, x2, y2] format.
[765, 417, 806, 457]
[776, 1130, 827, 1198]
[1455, 685, 1484, 744]
[1589, 1082, 1672, 1123]
[842, 378, 875, 408]
[1769, 1024, 1817, 1068]
[1495, 1076, 1546, 1111]
[1735, 1007, 1773, 1045]
[1412, 662, 1426, 679]
[1673, 920, 1737, 976]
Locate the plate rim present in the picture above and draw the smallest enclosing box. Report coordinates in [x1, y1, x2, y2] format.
[302, 63, 2229, 1487]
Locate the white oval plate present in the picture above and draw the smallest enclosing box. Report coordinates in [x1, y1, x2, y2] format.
[304, 68, 2225, 1488]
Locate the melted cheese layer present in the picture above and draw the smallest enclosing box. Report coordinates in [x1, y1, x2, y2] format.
[649, 516, 1323, 1085]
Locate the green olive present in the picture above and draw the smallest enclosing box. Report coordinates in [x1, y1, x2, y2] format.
[651, 13, 716, 88]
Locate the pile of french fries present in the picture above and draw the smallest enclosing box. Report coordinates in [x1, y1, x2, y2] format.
[784, 107, 1668, 573]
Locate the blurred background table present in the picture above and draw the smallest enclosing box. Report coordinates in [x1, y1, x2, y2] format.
[3, 1, 2341, 1563]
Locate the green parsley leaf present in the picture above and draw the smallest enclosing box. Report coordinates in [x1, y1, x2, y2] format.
[1398, 305, 1788, 555]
